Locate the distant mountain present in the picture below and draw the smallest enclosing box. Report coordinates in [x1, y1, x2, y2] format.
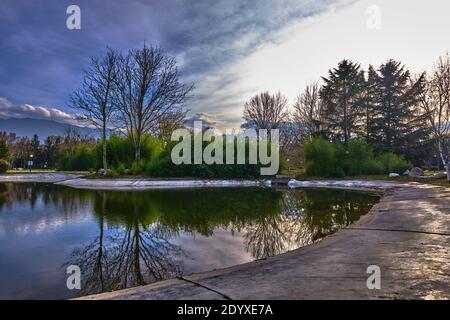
[0, 117, 99, 140]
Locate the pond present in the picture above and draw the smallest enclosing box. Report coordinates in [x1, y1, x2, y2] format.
[0, 183, 380, 299]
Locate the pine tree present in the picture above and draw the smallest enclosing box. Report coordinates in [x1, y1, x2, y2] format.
[363, 66, 379, 143]
[369, 60, 431, 160]
[320, 60, 366, 143]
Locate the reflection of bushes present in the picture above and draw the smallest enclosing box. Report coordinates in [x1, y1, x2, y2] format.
[0, 183, 9, 208]
[90, 186, 378, 261]
[244, 188, 380, 259]
[285, 188, 380, 241]
[95, 188, 283, 236]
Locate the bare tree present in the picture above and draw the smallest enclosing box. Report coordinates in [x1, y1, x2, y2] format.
[420, 53, 450, 181]
[153, 109, 188, 146]
[292, 82, 323, 141]
[11, 137, 32, 168]
[243, 91, 289, 130]
[70, 49, 119, 171]
[115, 45, 193, 163]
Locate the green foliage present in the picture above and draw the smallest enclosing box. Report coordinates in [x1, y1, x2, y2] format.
[58, 145, 98, 171]
[368, 60, 430, 158]
[105, 169, 118, 178]
[130, 162, 142, 175]
[105, 135, 134, 169]
[320, 59, 366, 143]
[54, 132, 272, 178]
[303, 137, 411, 177]
[0, 159, 9, 173]
[106, 135, 164, 172]
[0, 140, 10, 160]
[145, 137, 264, 178]
[377, 152, 411, 174]
[317, 59, 432, 163]
[303, 137, 339, 177]
[116, 163, 126, 175]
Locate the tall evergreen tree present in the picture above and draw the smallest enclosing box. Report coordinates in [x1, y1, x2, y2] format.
[363, 66, 379, 143]
[320, 60, 366, 143]
[369, 60, 431, 160]
[31, 134, 40, 156]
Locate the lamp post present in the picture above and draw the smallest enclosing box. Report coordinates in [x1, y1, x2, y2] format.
[28, 154, 34, 173]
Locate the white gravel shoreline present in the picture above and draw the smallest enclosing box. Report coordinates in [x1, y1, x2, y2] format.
[56, 178, 263, 190]
[0, 173, 81, 183]
[287, 178, 409, 190]
[0, 173, 419, 190]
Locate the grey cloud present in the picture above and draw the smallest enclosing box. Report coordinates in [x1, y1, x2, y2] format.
[0, 97, 76, 124]
[184, 112, 220, 129]
[0, 0, 351, 129]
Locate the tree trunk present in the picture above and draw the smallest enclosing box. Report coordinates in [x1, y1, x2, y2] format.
[447, 162, 450, 182]
[135, 138, 141, 163]
[102, 125, 107, 171]
[437, 140, 450, 181]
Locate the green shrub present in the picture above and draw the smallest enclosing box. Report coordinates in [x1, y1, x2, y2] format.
[130, 162, 142, 175]
[378, 152, 411, 174]
[0, 159, 9, 173]
[106, 135, 134, 169]
[106, 135, 164, 170]
[343, 139, 375, 175]
[116, 163, 126, 175]
[303, 137, 412, 177]
[105, 169, 118, 178]
[303, 137, 338, 177]
[0, 141, 10, 160]
[58, 144, 97, 171]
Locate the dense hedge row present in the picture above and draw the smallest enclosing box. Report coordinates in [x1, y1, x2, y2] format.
[56, 135, 412, 178]
[57, 135, 265, 178]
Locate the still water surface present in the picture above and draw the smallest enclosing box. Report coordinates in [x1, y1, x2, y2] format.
[0, 183, 380, 299]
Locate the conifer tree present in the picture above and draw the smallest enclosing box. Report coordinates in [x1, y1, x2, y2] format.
[320, 60, 366, 143]
[369, 60, 430, 159]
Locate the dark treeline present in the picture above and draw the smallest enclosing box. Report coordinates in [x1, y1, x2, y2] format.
[287, 59, 433, 165]
[243, 56, 449, 178]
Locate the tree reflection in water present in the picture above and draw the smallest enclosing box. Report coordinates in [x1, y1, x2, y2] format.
[68, 191, 183, 294]
[0, 183, 379, 296]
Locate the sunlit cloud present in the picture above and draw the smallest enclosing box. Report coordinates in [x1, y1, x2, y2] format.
[0, 97, 76, 125]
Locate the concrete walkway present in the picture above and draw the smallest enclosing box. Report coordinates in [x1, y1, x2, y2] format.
[79, 182, 450, 300]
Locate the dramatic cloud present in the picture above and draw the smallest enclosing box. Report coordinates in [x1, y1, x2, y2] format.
[1, 0, 449, 129]
[0, 0, 350, 129]
[0, 97, 76, 124]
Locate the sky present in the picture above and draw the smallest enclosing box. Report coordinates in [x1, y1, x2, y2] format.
[0, 0, 449, 130]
